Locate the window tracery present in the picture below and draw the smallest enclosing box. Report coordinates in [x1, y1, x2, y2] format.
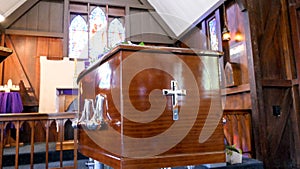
[108, 18, 125, 49]
[89, 7, 107, 62]
[69, 15, 88, 59]
[69, 6, 125, 62]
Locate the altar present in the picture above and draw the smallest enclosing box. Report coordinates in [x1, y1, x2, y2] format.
[75, 45, 225, 169]
[0, 92, 23, 113]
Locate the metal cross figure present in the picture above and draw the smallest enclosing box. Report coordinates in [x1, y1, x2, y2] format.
[162, 80, 187, 120]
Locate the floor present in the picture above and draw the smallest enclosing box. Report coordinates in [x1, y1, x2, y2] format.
[2, 143, 264, 169]
[2, 142, 89, 168]
[3, 159, 87, 169]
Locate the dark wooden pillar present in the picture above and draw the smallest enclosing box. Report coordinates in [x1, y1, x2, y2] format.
[245, 0, 300, 168]
[243, 0, 267, 161]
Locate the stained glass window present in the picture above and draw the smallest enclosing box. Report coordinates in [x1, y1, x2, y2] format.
[108, 18, 125, 48]
[68, 6, 125, 63]
[69, 15, 88, 59]
[89, 7, 107, 62]
[208, 17, 219, 51]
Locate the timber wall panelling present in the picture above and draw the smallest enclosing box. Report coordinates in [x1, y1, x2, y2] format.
[290, 0, 300, 94]
[0, 0, 176, 143]
[4, 35, 63, 105]
[0, 0, 174, 108]
[289, 2, 300, 167]
[9, 1, 64, 33]
[2, 0, 300, 168]
[66, 0, 175, 48]
[2, 0, 65, 105]
[222, 1, 253, 158]
[246, 0, 300, 168]
[179, 1, 254, 158]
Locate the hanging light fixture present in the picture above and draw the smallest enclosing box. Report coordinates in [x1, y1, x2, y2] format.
[235, 29, 243, 41]
[222, 1, 230, 41]
[222, 27, 230, 41]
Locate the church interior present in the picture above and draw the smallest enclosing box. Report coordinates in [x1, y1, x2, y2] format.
[0, 0, 300, 168]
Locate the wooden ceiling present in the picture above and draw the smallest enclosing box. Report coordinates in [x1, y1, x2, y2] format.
[0, 0, 26, 19]
[0, 0, 39, 29]
[148, 0, 224, 37]
[0, 0, 224, 38]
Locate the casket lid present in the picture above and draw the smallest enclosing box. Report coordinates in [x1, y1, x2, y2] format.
[108, 44, 223, 57]
[78, 44, 223, 83]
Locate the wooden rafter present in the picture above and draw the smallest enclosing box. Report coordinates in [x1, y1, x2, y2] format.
[69, 0, 154, 9]
[0, 0, 39, 29]
[0, 46, 13, 63]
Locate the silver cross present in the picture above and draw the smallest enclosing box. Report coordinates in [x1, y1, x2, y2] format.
[162, 80, 186, 120]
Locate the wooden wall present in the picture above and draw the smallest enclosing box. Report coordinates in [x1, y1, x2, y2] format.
[179, 1, 253, 158]
[8, 0, 64, 33]
[180, 0, 300, 168]
[0, 0, 174, 108]
[246, 0, 300, 168]
[1, 0, 64, 107]
[129, 8, 174, 44]
[3, 0, 300, 168]
[221, 1, 253, 157]
[3, 36, 63, 103]
[0, 0, 175, 142]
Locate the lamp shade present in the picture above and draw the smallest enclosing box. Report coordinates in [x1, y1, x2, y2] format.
[222, 27, 231, 41]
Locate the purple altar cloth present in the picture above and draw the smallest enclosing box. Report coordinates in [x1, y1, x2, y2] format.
[0, 92, 23, 113]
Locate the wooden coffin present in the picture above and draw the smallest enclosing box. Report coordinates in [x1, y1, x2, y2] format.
[76, 45, 225, 169]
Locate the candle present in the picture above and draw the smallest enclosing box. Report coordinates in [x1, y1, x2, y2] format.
[7, 79, 12, 89]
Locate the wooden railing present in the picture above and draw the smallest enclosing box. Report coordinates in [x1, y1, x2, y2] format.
[0, 112, 77, 169]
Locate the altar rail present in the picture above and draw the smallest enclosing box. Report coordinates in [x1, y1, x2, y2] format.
[0, 112, 77, 169]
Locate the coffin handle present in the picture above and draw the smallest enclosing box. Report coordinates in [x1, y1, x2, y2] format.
[72, 94, 107, 130]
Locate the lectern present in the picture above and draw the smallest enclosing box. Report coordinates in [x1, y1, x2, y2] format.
[75, 45, 225, 169]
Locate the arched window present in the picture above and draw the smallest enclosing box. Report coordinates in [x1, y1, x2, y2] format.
[108, 18, 125, 48]
[89, 7, 107, 62]
[69, 15, 88, 59]
[68, 5, 125, 63]
[208, 17, 218, 51]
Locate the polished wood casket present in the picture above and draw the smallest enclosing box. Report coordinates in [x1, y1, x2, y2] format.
[76, 45, 225, 168]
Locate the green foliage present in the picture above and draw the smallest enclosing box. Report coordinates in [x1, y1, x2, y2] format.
[138, 41, 145, 46]
[225, 145, 242, 155]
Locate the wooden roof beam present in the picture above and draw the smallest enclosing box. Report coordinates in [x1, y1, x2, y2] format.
[70, 0, 154, 9]
[0, 0, 39, 29]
